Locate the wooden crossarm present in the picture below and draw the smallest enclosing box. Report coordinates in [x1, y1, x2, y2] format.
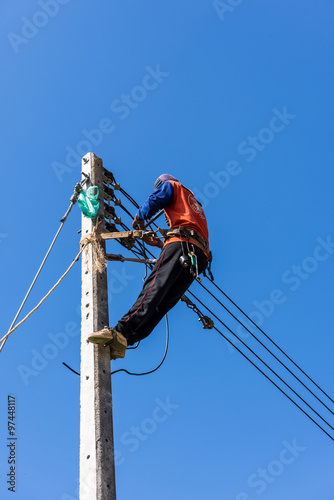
[99, 230, 142, 240]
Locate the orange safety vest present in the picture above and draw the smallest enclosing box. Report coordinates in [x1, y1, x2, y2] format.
[163, 181, 209, 254]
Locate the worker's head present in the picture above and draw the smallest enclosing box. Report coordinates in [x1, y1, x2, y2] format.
[154, 174, 179, 190]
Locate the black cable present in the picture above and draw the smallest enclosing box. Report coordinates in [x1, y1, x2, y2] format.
[187, 291, 334, 441]
[212, 320, 334, 441]
[136, 240, 151, 260]
[117, 222, 149, 259]
[118, 186, 160, 230]
[187, 290, 334, 434]
[118, 185, 163, 230]
[118, 221, 158, 263]
[127, 342, 140, 350]
[119, 187, 140, 209]
[206, 278, 334, 406]
[119, 218, 153, 261]
[198, 280, 334, 417]
[62, 362, 80, 376]
[111, 314, 169, 377]
[119, 203, 136, 220]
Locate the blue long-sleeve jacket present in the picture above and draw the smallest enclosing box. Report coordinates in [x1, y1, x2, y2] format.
[136, 182, 174, 220]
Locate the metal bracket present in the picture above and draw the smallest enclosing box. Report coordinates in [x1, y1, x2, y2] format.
[106, 253, 157, 265]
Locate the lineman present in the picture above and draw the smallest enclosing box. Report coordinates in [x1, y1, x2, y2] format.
[87, 174, 211, 359]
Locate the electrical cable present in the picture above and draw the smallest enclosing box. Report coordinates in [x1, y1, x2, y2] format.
[62, 362, 81, 376]
[119, 187, 139, 209]
[197, 280, 334, 416]
[118, 222, 158, 263]
[62, 329, 160, 377]
[205, 277, 334, 406]
[119, 203, 136, 220]
[0, 179, 88, 354]
[187, 290, 334, 441]
[118, 222, 149, 258]
[117, 182, 162, 230]
[127, 342, 140, 350]
[111, 314, 169, 377]
[143, 209, 165, 229]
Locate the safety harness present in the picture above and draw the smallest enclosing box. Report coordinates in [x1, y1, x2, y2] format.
[160, 226, 213, 280]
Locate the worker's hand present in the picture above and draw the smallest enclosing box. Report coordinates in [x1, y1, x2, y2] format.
[132, 216, 145, 230]
[143, 234, 164, 248]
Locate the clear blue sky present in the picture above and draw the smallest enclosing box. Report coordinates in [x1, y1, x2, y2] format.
[1, 1, 334, 499]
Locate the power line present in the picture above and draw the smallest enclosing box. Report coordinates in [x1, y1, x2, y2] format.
[119, 187, 139, 209]
[194, 291, 331, 436]
[197, 280, 334, 416]
[206, 278, 334, 406]
[187, 290, 334, 442]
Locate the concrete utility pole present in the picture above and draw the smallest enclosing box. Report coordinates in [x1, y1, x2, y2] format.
[80, 152, 116, 500]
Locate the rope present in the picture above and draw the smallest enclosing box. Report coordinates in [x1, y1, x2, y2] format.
[80, 231, 106, 274]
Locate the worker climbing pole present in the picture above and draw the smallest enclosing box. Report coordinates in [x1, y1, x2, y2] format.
[86, 172, 212, 354]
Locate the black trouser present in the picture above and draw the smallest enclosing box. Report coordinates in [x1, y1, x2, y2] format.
[115, 241, 207, 345]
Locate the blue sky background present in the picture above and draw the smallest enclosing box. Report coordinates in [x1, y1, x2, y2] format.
[1, 1, 334, 499]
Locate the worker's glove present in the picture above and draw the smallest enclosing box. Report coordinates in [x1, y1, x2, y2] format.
[132, 216, 145, 230]
[143, 234, 163, 248]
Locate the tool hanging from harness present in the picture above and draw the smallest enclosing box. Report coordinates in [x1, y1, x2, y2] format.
[159, 226, 214, 281]
[180, 295, 214, 329]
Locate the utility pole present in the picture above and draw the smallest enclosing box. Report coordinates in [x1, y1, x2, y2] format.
[80, 152, 116, 500]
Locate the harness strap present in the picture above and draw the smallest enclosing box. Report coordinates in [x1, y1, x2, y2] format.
[161, 227, 211, 258]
